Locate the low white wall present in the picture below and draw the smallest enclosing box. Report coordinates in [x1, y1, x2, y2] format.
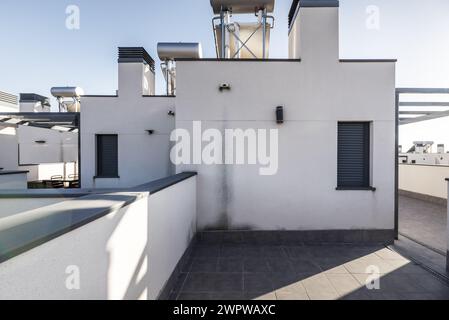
[0, 127, 19, 171]
[0, 175, 196, 300]
[21, 163, 77, 181]
[0, 173, 27, 190]
[399, 164, 449, 199]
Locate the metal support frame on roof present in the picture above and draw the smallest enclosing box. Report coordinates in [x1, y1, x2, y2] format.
[396, 88, 449, 125]
[0, 112, 79, 131]
[211, 1, 275, 59]
[0, 112, 81, 188]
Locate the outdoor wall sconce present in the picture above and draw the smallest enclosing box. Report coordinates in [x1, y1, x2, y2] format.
[35, 140, 47, 144]
[146, 130, 155, 135]
[276, 106, 284, 124]
[219, 83, 231, 92]
[168, 111, 175, 116]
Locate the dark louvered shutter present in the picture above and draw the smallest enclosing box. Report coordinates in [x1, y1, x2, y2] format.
[96, 135, 118, 177]
[337, 122, 370, 188]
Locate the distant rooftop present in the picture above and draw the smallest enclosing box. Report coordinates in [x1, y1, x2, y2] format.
[0, 91, 18, 106]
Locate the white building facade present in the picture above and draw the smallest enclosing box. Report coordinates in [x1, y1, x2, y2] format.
[78, 1, 396, 237]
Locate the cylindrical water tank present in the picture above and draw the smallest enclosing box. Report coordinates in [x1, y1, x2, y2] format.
[157, 43, 203, 60]
[51, 87, 84, 98]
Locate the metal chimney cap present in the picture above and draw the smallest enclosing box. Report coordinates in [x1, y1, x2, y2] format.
[210, 0, 275, 14]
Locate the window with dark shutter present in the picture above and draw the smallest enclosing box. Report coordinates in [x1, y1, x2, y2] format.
[337, 122, 370, 189]
[96, 135, 118, 178]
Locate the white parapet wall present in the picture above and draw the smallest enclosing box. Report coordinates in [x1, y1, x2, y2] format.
[0, 173, 196, 300]
[0, 171, 28, 190]
[399, 164, 449, 200]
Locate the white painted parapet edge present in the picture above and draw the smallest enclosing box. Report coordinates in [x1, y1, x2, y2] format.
[0, 173, 196, 300]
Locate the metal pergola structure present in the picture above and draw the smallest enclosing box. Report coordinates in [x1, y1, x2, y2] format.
[0, 112, 81, 187]
[0, 112, 79, 131]
[394, 88, 449, 239]
[396, 88, 449, 125]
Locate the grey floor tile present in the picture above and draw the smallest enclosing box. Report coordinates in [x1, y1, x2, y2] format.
[221, 245, 244, 257]
[241, 245, 264, 257]
[326, 274, 362, 297]
[261, 246, 288, 258]
[266, 258, 295, 273]
[189, 258, 218, 273]
[182, 273, 243, 292]
[177, 292, 212, 300]
[269, 272, 311, 290]
[290, 259, 322, 274]
[246, 292, 277, 300]
[209, 292, 246, 300]
[217, 258, 244, 273]
[244, 258, 270, 273]
[399, 195, 447, 253]
[302, 274, 340, 300]
[284, 246, 312, 259]
[376, 274, 427, 293]
[275, 291, 309, 300]
[172, 272, 188, 293]
[244, 273, 274, 292]
[192, 245, 221, 258]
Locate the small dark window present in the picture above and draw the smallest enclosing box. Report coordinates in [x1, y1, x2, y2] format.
[337, 122, 370, 188]
[96, 134, 118, 178]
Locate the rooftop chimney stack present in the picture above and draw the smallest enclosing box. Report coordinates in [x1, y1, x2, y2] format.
[19, 94, 51, 112]
[288, 0, 340, 61]
[118, 47, 155, 97]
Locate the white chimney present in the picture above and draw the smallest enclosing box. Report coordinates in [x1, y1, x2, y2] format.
[118, 47, 155, 97]
[288, 0, 339, 61]
[19, 94, 51, 112]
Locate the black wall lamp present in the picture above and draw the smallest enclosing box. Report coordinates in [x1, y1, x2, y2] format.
[168, 111, 175, 116]
[146, 130, 155, 135]
[35, 140, 47, 144]
[276, 106, 284, 124]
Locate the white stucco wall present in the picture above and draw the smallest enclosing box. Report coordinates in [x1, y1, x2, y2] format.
[17, 126, 78, 165]
[399, 164, 449, 199]
[0, 175, 196, 300]
[174, 6, 396, 231]
[81, 62, 175, 189]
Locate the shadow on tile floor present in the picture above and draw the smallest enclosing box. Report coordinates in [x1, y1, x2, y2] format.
[169, 242, 449, 300]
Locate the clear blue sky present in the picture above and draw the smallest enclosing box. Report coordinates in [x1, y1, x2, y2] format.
[0, 0, 448, 149]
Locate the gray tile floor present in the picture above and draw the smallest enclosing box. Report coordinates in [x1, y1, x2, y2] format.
[170, 243, 449, 300]
[399, 195, 447, 254]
